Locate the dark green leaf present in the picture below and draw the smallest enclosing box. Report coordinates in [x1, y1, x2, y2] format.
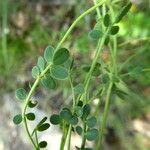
[110, 26, 119, 35]
[85, 128, 98, 141]
[37, 56, 45, 72]
[37, 117, 47, 127]
[115, 2, 132, 23]
[53, 48, 70, 65]
[15, 88, 27, 101]
[41, 74, 56, 89]
[82, 104, 91, 120]
[50, 114, 61, 125]
[32, 66, 40, 78]
[75, 106, 83, 117]
[104, 13, 110, 27]
[74, 83, 84, 94]
[37, 123, 50, 132]
[28, 100, 38, 108]
[88, 30, 102, 39]
[69, 116, 78, 125]
[13, 114, 22, 125]
[50, 65, 68, 80]
[77, 101, 83, 107]
[86, 117, 97, 128]
[60, 109, 72, 122]
[76, 126, 82, 135]
[26, 113, 35, 121]
[104, 36, 110, 45]
[44, 45, 55, 63]
[39, 141, 47, 148]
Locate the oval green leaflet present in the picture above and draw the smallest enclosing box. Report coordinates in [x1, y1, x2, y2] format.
[115, 2, 132, 23]
[26, 113, 35, 121]
[15, 88, 27, 101]
[50, 114, 61, 125]
[39, 141, 47, 148]
[88, 30, 102, 39]
[32, 66, 40, 78]
[37, 56, 45, 72]
[85, 128, 99, 141]
[13, 114, 22, 125]
[44, 45, 55, 63]
[50, 65, 68, 80]
[104, 13, 110, 27]
[41, 74, 56, 89]
[110, 26, 119, 35]
[53, 48, 70, 65]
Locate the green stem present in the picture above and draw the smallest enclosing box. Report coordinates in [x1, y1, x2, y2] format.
[96, 82, 113, 150]
[81, 123, 86, 149]
[21, 1, 106, 149]
[2, 0, 8, 72]
[35, 130, 39, 148]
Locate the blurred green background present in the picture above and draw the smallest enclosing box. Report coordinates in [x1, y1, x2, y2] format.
[0, 0, 150, 150]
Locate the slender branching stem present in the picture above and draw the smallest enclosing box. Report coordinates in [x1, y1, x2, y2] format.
[21, 2, 106, 149]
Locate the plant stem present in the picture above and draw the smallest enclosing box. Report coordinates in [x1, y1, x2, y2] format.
[21, 2, 106, 149]
[81, 123, 86, 149]
[96, 82, 113, 150]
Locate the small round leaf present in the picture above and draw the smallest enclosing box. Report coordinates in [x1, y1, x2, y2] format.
[41, 74, 56, 89]
[60, 109, 72, 122]
[76, 126, 82, 135]
[110, 26, 119, 35]
[85, 128, 98, 141]
[50, 114, 61, 125]
[69, 116, 78, 125]
[39, 141, 47, 148]
[86, 116, 97, 128]
[50, 65, 68, 80]
[32, 66, 40, 78]
[26, 113, 35, 121]
[15, 88, 27, 101]
[88, 30, 102, 39]
[13, 114, 22, 125]
[44, 45, 55, 63]
[53, 48, 70, 65]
